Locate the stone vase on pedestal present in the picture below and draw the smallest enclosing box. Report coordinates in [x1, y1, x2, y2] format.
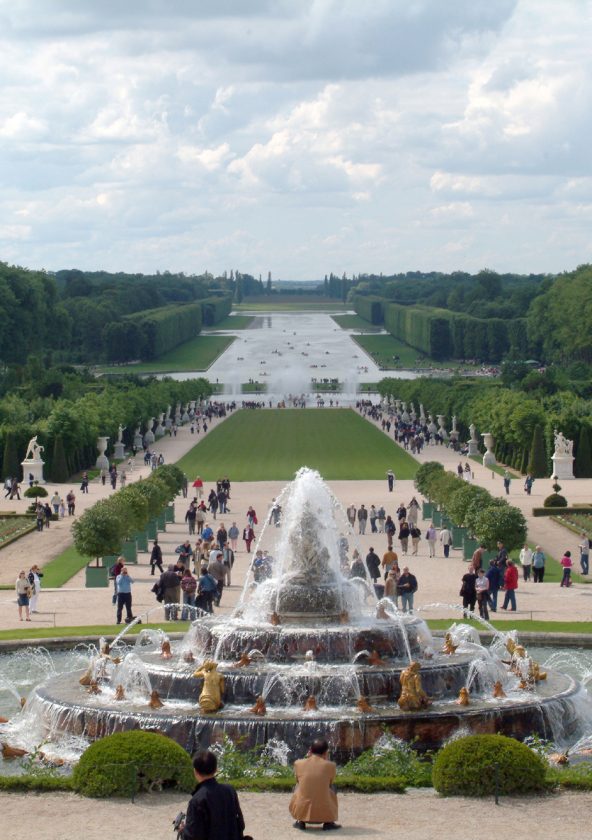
[482, 433, 496, 467]
[133, 425, 144, 450]
[155, 413, 165, 438]
[467, 424, 479, 456]
[96, 436, 110, 470]
[144, 419, 155, 446]
[437, 415, 448, 442]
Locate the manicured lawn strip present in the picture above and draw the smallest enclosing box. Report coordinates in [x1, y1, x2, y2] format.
[353, 334, 428, 368]
[0, 622, 191, 641]
[426, 619, 592, 634]
[98, 335, 234, 374]
[176, 408, 418, 481]
[41, 545, 90, 588]
[471, 455, 521, 478]
[331, 314, 382, 331]
[207, 315, 254, 330]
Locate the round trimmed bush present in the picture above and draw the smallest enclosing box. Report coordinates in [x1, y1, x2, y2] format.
[432, 734, 547, 797]
[24, 486, 48, 499]
[544, 493, 568, 508]
[72, 731, 194, 798]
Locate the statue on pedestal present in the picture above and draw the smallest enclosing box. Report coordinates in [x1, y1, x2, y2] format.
[113, 425, 126, 460]
[551, 429, 575, 479]
[193, 661, 224, 713]
[24, 436, 44, 461]
[22, 436, 46, 484]
[397, 662, 432, 711]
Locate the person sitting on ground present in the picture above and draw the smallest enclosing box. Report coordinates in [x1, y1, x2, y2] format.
[289, 738, 340, 832]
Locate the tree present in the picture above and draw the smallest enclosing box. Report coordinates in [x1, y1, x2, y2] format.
[266, 272, 272, 294]
[527, 424, 547, 478]
[473, 504, 527, 551]
[2, 432, 20, 480]
[50, 435, 69, 483]
[575, 426, 592, 478]
[72, 499, 126, 564]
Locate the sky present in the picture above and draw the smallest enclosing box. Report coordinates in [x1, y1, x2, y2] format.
[1, 0, 591, 280]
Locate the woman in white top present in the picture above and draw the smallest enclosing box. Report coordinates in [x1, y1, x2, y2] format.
[519, 545, 533, 581]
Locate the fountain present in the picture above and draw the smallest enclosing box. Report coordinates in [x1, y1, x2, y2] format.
[1, 469, 592, 765]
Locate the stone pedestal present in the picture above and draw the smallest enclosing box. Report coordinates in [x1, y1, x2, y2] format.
[155, 413, 165, 438]
[552, 455, 574, 480]
[113, 442, 126, 460]
[467, 440, 480, 456]
[96, 436, 110, 471]
[21, 459, 45, 485]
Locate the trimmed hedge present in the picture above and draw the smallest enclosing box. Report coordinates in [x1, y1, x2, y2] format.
[544, 493, 568, 507]
[432, 734, 547, 797]
[201, 295, 232, 326]
[122, 302, 203, 360]
[72, 731, 194, 798]
[534, 506, 592, 516]
[352, 294, 385, 325]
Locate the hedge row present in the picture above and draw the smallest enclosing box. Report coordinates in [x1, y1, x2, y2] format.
[415, 461, 527, 550]
[382, 302, 528, 362]
[201, 295, 232, 326]
[122, 303, 203, 360]
[534, 507, 592, 517]
[352, 294, 385, 325]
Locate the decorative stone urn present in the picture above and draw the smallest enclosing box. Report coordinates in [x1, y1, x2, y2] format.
[482, 433, 496, 467]
[96, 436, 110, 470]
[467, 423, 479, 456]
[154, 413, 165, 438]
[143, 419, 155, 446]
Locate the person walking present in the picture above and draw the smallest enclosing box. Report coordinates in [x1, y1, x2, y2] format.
[242, 524, 255, 553]
[50, 491, 60, 515]
[410, 523, 421, 556]
[180, 750, 248, 840]
[160, 564, 181, 620]
[185, 503, 197, 535]
[222, 542, 234, 586]
[289, 738, 340, 832]
[460, 569, 477, 616]
[80, 471, 89, 494]
[197, 565, 218, 613]
[216, 523, 228, 551]
[15, 570, 31, 621]
[503, 470, 511, 495]
[560, 551, 573, 587]
[398, 520, 410, 555]
[192, 476, 204, 499]
[369, 505, 378, 533]
[228, 522, 239, 551]
[397, 566, 418, 613]
[346, 504, 356, 528]
[208, 551, 226, 606]
[426, 524, 437, 557]
[385, 566, 400, 609]
[365, 547, 381, 590]
[485, 559, 501, 612]
[524, 474, 534, 495]
[500, 560, 518, 611]
[150, 540, 164, 575]
[440, 526, 452, 558]
[386, 469, 395, 492]
[27, 565, 43, 613]
[532, 546, 546, 582]
[579, 533, 590, 575]
[180, 568, 198, 620]
[519, 544, 533, 581]
[385, 515, 396, 544]
[475, 568, 490, 620]
[115, 566, 135, 624]
[382, 545, 399, 579]
[376, 505, 386, 533]
[66, 490, 76, 516]
[357, 504, 368, 535]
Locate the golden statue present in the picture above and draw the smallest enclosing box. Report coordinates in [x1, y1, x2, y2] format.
[456, 687, 470, 706]
[442, 633, 458, 655]
[250, 696, 267, 716]
[235, 652, 252, 668]
[1, 743, 28, 758]
[510, 644, 527, 675]
[519, 677, 532, 691]
[368, 650, 386, 666]
[183, 650, 195, 664]
[356, 696, 373, 713]
[529, 660, 547, 682]
[505, 637, 517, 657]
[303, 695, 318, 711]
[161, 641, 173, 659]
[88, 680, 101, 695]
[193, 660, 225, 713]
[270, 611, 281, 626]
[397, 661, 432, 711]
[149, 689, 164, 709]
[114, 685, 126, 701]
[79, 665, 93, 686]
[493, 681, 506, 698]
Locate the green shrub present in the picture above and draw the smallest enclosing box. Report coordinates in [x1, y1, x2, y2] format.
[0, 775, 74, 792]
[414, 461, 445, 498]
[446, 484, 492, 528]
[544, 493, 568, 507]
[340, 734, 431, 787]
[24, 485, 48, 498]
[432, 734, 547, 797]
[72, 731, 194, 798]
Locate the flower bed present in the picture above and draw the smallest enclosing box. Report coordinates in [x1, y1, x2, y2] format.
[0, 514, 37, 547]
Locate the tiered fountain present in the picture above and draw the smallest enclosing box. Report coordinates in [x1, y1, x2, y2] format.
[1, 469, 590, 763]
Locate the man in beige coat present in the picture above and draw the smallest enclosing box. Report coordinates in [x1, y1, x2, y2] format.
[289, 738, 340, 831]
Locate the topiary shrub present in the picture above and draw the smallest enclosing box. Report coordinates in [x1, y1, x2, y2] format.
[473, 503, 527, 551]
[544, 493, 568, 507]
[414, 461, 445, 498]
[72, 731, 194, 798]
[432, 734, 547, 797]
[24, 486, 48, 499]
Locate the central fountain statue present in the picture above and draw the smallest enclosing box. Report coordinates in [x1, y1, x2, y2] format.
[3, 467, 590, 764]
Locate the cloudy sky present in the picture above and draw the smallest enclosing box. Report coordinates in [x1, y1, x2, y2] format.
[1, 0, 591, 279]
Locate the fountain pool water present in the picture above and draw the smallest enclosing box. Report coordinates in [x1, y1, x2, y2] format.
[2, 468, 592, 767]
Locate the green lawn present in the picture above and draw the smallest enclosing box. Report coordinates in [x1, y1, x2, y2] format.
[41, 545, 90, 588]
[0, 622, 191, 641]
[331, 314, 382, 331]
[98, 335, 233, 374]
[353, 334, 428, 369]
[206, 315, 254, 330]
[427, 619, 592, 635]
[176, 408, 418, 481]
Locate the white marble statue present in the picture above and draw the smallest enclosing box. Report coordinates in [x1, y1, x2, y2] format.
[553, 429, 573, 457]
[117, 424, 125, 443]
[24, 436, 44, 461]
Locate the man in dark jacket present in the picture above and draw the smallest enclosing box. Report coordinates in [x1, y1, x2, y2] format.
[160, 564, 181, 620]
[396, 567, 418, 613]
[150, 541, 163, 576]
[485, 559, 502, 612]
[182, 751, 246, 840]
[365, 548, 381, 583]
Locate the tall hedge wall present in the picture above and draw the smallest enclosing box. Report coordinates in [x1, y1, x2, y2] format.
[201, 295, 232, 326]
[352, 295, 385, 325]
[122, 303, 203, 360]
[383, 303, 527, 362]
